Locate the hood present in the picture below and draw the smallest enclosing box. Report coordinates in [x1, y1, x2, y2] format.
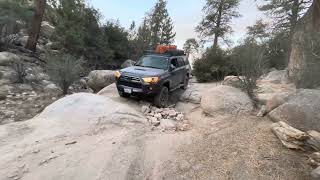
[120, 66, 166, 77]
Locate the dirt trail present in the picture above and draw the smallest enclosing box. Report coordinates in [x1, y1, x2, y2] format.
[0, 82, 312, 180]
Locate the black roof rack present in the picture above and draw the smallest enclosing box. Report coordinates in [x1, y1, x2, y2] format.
[144, 50, 186, 57]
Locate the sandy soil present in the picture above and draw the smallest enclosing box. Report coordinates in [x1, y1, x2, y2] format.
[0, 82, 312, 180]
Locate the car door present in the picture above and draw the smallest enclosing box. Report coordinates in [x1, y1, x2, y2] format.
[177, 57, 187, 83]
[169, 57, 181, 88]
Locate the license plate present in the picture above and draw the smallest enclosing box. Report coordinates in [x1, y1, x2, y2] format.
[124, 88, 132, 94]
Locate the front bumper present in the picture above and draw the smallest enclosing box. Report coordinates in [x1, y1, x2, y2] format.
[116, 80, 161, 96]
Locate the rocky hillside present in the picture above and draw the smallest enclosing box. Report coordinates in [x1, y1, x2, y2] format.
[0, 22, 92, 124]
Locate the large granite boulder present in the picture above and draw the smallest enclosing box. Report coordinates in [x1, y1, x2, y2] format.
[87, 70, 115, 93]
[0, 52, 20, 66]
[269, 89, 320, 131]
[201, 85, 253, 116]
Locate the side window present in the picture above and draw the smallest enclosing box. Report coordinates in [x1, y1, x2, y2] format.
[171, 58, 178, 68]
[177, 57, 185, 67]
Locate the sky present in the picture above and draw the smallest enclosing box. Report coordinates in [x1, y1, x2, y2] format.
[89, 0, 265, 49]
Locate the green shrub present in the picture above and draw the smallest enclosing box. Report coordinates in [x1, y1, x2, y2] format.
[231, 40, 268, 103]
[193, 47, 230, 82]
[12, 61, 27, 83]
[46, 54, 83, 95]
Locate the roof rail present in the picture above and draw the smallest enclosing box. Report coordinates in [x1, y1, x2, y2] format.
[143, 50, 186, 57]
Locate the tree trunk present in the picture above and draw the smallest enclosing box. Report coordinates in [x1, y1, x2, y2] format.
[288, 0, 320, 78]
[312, 0, 320, 31]
[25, 0, 46, 52]
[213, 2, 223, 48]
[287, 0, 300, 65]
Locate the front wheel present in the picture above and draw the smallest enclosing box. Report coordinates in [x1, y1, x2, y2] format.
[118, 91, 130, 98]
[154, 86, 169, 108]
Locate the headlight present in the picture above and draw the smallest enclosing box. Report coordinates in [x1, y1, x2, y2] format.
[114, 71, 121, 78]
[143, 77, 160, 84]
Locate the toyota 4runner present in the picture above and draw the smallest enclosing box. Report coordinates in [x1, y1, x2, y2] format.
[114, 48, 190, 107]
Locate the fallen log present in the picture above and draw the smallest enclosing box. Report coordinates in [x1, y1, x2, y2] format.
[307, 130, 320, 151]
[272, 121, 309, 150]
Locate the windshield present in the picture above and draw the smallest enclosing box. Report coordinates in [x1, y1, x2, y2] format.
[136, 56, 169, 70]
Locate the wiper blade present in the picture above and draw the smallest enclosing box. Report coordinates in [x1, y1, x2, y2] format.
[135, 64, 144, 67]
[139, 65, 161, 69]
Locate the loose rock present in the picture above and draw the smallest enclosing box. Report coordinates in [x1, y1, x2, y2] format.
[160, 119, 177, 131]
[257, 105, 267, 117]
[141, 105, 151, 115]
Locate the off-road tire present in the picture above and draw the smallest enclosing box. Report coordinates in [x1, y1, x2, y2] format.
[118, 91, 130, 98]
[154, 86, 169, 108]
[182, 75, 189, 90]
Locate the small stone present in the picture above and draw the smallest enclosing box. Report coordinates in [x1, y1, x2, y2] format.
[149, 111, 155, 116]
[309, 152, 320, 166]
[179, 123, 191, 131]
[176, 114, 184, 121]
[160, 119, 177, 131]
[168, 109, 177, 118]
[149, 117, 160, 126]
[154, 108, 163, 114]
[51, 97, 57, 100]
[32, 149, 40, 154]
[141, 105, 150, 115]
[154, 113, 162, 119]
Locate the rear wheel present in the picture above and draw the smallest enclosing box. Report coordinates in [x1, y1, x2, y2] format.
[118, 91, 130, 98]
[154, 86, 169, 108]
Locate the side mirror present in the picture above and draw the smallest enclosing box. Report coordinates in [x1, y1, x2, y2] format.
[170, 64, 176, 71]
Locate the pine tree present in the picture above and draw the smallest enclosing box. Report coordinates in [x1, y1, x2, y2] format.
[183, 38, 199, 59]
[246, 19, 270, 43]
[196, 0, 240, 48]
[135, 17, 152, 56]
[259, 0, 311, 36]
[149, 0, 176, 48]
[258, 0, 312, 63]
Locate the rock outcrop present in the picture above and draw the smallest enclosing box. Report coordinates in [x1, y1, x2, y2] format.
[0, 51, 20, 66]
[222, 76, 243, 88]
[179, 88, 201, 104]
[269, 89, 320, 131]
[201, 85, 253, 116]
[0, 93, 149, 180]
[40, 21, 55, 38]
[260, 70, 289, 84]
[87, 70, 115, 93]
[256, 69, 296, 104]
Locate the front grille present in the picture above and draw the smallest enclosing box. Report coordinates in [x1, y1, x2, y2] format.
[122, 75, 141, 83]
[118, 80, 142, 89]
